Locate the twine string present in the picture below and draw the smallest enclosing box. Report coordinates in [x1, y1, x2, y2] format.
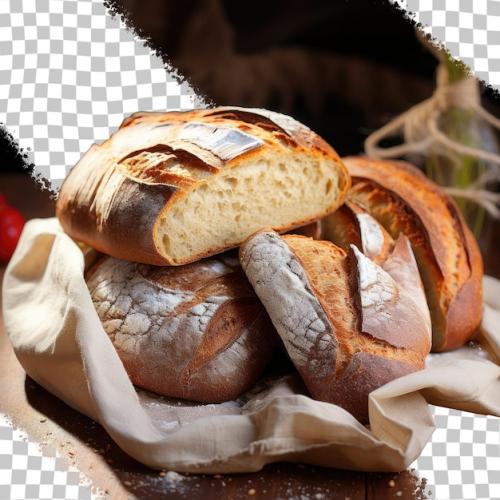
[364, 62, 500, 218]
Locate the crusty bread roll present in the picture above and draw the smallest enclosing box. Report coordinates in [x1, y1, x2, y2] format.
[344, 156, 483, 352]
[85, 253, 278, 403]
[57, 107, 350, 266]
[240, 231, 431, 422]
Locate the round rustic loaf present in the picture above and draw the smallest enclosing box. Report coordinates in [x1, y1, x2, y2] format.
[240, 230, 431, 422]
[85, 253, 278, 403]
[57, 106, 350, 266]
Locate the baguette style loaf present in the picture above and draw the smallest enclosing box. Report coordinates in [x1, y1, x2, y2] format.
[85, 253, 278, 403]
[57, 107, 350, 266]
[240, 231, 431, 422]
[344, 156, 483, 352]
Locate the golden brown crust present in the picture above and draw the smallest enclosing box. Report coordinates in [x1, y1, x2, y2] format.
[57, 107, 349, 265]
[284, 235, 429, 362]
[322, 201, 394, 265]
[210, 107, 342, 157]
[57, 145, 180, 265]
[240, 230, 431, 422]
[282, 236, 357, 376]
[322, 203, 362, 250]
[344, 156, 483, 352]
[444, 223, 484, 350]
[323, 352, 415, 423]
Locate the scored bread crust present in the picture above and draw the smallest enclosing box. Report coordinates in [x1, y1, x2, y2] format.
[57, 107, 350, 266]
[321, 201, 393, 265]
[344, 156, 483, 352]
[240, 231, 431, 422]
[322, 202, 432, 341]
[85, 253, 278, 403]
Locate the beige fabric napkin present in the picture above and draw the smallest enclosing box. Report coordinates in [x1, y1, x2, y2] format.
[2, 218, 500, 473]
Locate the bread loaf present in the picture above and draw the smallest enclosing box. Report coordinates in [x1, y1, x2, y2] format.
[344, 156, 483, 352]
[322, 201, 431, 330]
[240, 231, 431, 422]
[85, 253, 278, 403]
[57, 107, 350, 266]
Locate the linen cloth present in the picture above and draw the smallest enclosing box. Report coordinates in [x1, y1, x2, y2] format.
[2, 218, 499, 473]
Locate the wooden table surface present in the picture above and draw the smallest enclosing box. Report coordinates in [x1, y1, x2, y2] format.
[2, 173, 498, 500]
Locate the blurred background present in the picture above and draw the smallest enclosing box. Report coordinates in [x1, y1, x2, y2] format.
[2, 0, 499, 169]
[0, 0, 457, 170]
[1, 0, 499, 269]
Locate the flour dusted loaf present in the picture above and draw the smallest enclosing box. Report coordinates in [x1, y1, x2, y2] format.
[240, 231, 431, 422]
[344, 156, 483, 352]
[57, 107, 350, 266]
[85, 253, 278, 402]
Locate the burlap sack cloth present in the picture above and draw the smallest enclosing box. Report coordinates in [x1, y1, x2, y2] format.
[3, 218, 500, 473]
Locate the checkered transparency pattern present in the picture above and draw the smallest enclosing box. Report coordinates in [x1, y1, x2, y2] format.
[1, 408, 499, 500]
[413, 406, 500, 499]
[392, 0, 500, 89]
[0, 0, 206, 191]
[0, 416, 95, 500]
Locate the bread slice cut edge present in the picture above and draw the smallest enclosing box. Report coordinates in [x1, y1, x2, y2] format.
[154, 151, 348, 265]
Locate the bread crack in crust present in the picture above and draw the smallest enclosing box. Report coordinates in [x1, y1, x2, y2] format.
[240, 231, 431, 422]
[239, 232, 336, 379]
[86, 254, 278, 403]
[57, 107, 350, 266]
[344, 156, 483, 352]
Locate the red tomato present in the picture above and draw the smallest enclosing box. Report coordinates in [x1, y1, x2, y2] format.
[0, 204, 25, 263]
